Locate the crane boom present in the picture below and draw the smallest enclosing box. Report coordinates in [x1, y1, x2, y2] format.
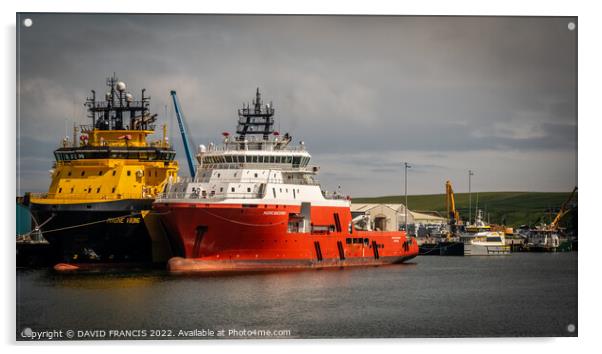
[445, 180, 461, 237]
[169, 90, 196, 178]
[445, 180, 460, 223]
[550, 186, 577, 230]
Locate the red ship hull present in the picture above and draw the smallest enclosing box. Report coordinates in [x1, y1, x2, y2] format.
[154, 202, 419, 272]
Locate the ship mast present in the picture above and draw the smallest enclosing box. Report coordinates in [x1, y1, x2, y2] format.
[237, 88, 275, 140]
[84, 74, 156, 131]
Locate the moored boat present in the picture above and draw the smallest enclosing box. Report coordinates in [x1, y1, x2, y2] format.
[24, 75, 179, 268]
[460, 210, 510, 256]
[154, 89, 418, 272]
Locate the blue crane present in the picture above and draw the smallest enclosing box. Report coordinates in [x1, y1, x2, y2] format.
[169, 90, 196, 178]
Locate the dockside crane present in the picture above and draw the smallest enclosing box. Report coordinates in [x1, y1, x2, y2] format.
[170, 90, 196, 178]
[445, 180, 461, 236]
[548, 186, 578, 231]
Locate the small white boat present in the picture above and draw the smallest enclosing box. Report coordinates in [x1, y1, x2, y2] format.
[460, 210, 510, 256]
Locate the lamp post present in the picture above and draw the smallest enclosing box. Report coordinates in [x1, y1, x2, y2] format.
[404, 162, 411, 238]
[468, 170, 474, 225]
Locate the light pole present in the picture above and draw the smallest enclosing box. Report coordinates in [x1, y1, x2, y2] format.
[468, 170, 474, 225]
[404, 162, 411, 238]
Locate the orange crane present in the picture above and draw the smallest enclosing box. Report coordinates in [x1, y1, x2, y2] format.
[445, 180, 461, 236]
[549, 186, 577, 230]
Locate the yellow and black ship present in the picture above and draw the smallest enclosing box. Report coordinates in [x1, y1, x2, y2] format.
[25, 76, 178, 265]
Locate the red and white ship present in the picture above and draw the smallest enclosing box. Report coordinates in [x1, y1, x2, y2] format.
[154, 89, 418, 272]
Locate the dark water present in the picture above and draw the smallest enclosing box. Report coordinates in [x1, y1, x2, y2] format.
[16, 253, 577, 339]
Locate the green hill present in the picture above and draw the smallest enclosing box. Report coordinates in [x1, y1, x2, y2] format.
[352, 191, 577, 227]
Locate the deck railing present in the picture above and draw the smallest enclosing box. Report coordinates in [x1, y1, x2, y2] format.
[28, 192, 153, 201]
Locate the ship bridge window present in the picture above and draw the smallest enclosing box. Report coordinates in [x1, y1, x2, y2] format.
[252, 156, 258, 163]
[292, 156, 301, 167]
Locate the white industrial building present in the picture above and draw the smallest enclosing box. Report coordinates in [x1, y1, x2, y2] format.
[350, 203, 446, 232]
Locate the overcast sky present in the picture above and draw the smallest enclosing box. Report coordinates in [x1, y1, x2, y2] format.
[16, 14, 577, 196]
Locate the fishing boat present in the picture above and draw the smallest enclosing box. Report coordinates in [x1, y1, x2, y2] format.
[154, 89, 419, 272]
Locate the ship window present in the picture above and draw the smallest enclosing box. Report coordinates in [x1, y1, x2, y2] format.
[259, 156, 264, 163]
[96, 187, 101, 193]
[269, 156, 275, 163]
[81, 171, 85, 176]
[58, 188, 62, 193]
[231, 187, 235, 192]
[68, 171, 72, 176]
[293, 189, 296, 199]
[98, 171, 102, 176]
[70, 187, 74, 193]
[254, 173, 258, 178]
[238, 155, 244, 163]
[252, 156, 258, 163]
[112, 187, 116, 193]
[112, 171, 116, 176]
[88, 187, 92, 194]
[247, 187, 251, 192]
[155, 171, 157, 177]
[280, 188, 282, 192]
[286, 156, 292, 163]
[220, 187, 223, 192]
[364, 238, 369, 244]
[127, 170, 131, 176]
[346, 238, 352, 244]
[217, 173, 221, 178]
[272, 188, 276, 198]
[292, 156, 301, 167]
[234, 173, 237, 177]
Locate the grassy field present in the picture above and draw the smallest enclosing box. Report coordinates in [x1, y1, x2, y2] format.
[353, 191, 577, 227]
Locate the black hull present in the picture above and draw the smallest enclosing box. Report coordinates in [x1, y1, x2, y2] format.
[419, 242, 465, 256]
[27, 199, 165, 265]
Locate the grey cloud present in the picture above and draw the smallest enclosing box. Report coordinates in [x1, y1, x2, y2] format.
[16, 14, 577, 195]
